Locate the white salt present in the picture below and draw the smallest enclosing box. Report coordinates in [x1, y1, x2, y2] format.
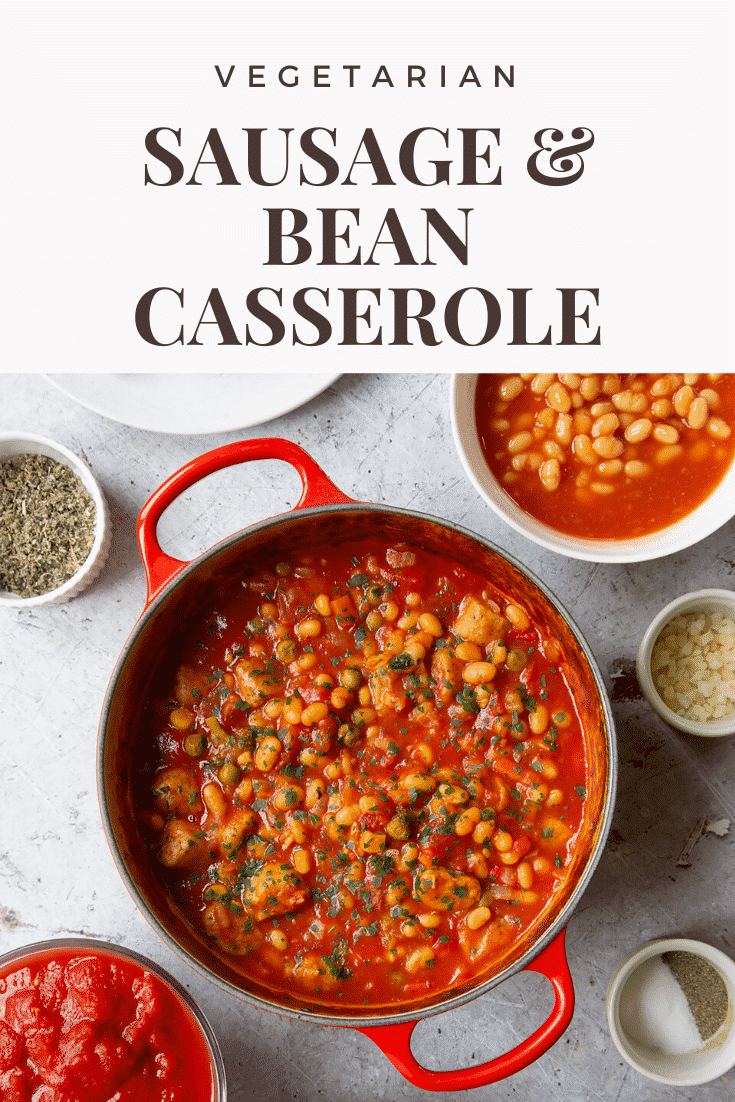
[619, 955, 702, 1055]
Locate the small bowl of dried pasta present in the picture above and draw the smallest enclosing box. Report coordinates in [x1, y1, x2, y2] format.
[637, 589, 735, 737]
[0, 432, 110, 608]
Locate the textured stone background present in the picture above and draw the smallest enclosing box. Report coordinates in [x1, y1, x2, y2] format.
[1, 372, 733, 1101]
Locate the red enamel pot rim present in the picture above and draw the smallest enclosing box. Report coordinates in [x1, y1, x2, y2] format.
[97, 438, 617, 1091]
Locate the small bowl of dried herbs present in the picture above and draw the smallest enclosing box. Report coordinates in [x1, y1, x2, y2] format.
[0, 432, 110, 607]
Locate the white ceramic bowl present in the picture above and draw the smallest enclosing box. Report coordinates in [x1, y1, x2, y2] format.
[451, 374, 735, 563]
[0, 432, 110, 608]
[607, 938, 735, 1086]
[636, 588, 735, 737]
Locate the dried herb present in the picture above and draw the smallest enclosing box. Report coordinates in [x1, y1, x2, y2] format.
[0, 454, 96, 597]
[663, 950, 729, 1041]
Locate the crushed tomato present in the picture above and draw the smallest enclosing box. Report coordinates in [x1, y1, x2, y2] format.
[0, 946, 215, 1102]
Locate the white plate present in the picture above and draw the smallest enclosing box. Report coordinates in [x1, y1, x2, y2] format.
[44, 373, 340, 435]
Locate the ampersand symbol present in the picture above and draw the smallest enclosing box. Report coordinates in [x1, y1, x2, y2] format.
[527, 128, 595, 185]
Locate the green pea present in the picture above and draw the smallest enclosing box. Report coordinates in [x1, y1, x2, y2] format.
[184, 732, 206, 757]
[219, 763, 241, 786]
[340, 667, 362, 691]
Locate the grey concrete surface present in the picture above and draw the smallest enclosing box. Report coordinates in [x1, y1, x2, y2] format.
[1, 371, 733, 1102]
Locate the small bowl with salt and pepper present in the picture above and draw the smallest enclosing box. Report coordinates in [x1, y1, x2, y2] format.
[0, 432, 110, 608]
[607, 937, 735, 1085]
[637, 589, 735, 737]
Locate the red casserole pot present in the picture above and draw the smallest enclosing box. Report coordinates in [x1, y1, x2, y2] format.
[97, 438, 617, 1092]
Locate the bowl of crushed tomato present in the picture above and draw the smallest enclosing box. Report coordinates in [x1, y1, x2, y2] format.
[0, 939, 226, 1102]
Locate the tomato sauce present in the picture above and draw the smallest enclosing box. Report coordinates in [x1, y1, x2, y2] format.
[0, 946, 216, 1102]
[134, 540, 589, 1010]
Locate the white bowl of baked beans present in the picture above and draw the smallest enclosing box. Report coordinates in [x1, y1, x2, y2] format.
[636, 589, 735, 737]
[451, 374, 735, 563]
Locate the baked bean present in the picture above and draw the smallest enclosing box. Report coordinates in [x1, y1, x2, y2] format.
[456, 641, 482, 661]
[601, 374, 621, 395]
[454, 807, 481, 835]
[624, 459, 650, 477]
[699, 388, 719, 409]
[418, 612, 443, 637]
[305, 778, 324, 808]
[573, 410, 593, 435]
[530, 372, 555, 394]
[542, 440, 565, 461]
[536, 407, 555, 429]
[505, 604, 530, 630]
[301, 702, 329, 725]
[472, 820, 495, 846]
[591, 436, 624, 459]
[256, 735, 281, 772]
[526, 453, 543, 471]
[401, 772, 436, 793]
[418, 913, 442, 928]
[655, 444, 684, 465]
[539, 458, 561, 491]
[381, 599, 400, 621]
[597, 459, 623, 477]
[651, 373, 681, 396]
[511, 452, 529, 472]
[508, 431, 533, 454]
[559, 373, 581, 390]
[652, 423, 680, 445]
[500, 376, 523, 402]
[689, 439, 710, 461]
[573, 433, 597, 465]
[269, 929, 289, 951]
[297, 618, 322, 638]
[687, 396, 709, 430]
[612, 390, 633, 412]
[546, 381, 571, 413]
[529, 704, 549, 734]
[684, 373, 700, 385]
[591, 412, 620, 438]
[170, 707, 193, 730]
[554, 412, 573, 446]
[707, 417, 731, 439]
[590, 482, 615, 495]
[283, 699, 303, 725]
[517, 862, 534, 890]
[590, 401, 614, 418]
[202, 783, 226, 821]
[274, 785, 304, 811]
[579, 375, 600, 401]
[292, 848, 311, 875]
[624, 417, 652, 443]
[650, 398, 672, 419]
[466, 907, 491, 930]
[492, 828, 514, 852]
[673, 385, 695, 417]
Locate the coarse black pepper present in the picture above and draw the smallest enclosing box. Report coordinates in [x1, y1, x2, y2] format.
[663, 950, 729, 1041]
[0, 453, 96, 598]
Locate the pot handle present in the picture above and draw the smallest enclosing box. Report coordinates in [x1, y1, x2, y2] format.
[356, 928, 574, 1092]
[137, 437, 356, 603]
